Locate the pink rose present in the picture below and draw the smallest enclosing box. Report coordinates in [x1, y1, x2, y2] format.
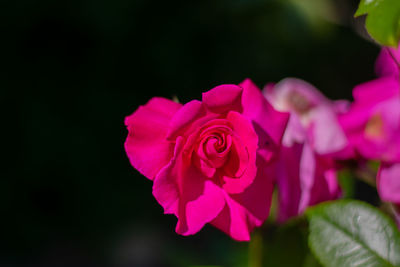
[339, 44, 400, 163]
[264, 78, 343, 222]
[124, 79, 289, 241]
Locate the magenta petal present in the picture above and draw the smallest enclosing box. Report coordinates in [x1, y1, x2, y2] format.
[175, 168, 225, 236]
[202, 84, 243, 113]
[299, 144, 341, 213]
[222, 111, 258, 194]
[276, 142, 341, 222]
[375, 45, 400, 78]
[378, 163, 400, 203]
[167, 100, 205, 139]
[211, 194, 252, 241]
[276, 145, 302, 223]
[154, 137, 225, 236]
[152, 137, 186, 215]
[240, 78, 289, 153]
[352, 77, 399, 106]
[212, 156, 275, 241]
[124, 97, 181, 180]
[124, 97, 182, 126]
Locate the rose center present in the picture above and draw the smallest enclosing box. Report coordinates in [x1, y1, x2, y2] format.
[201, 133, 232, 168]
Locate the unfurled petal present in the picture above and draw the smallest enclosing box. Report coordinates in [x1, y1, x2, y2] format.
[202, 84, 243, 113]
[276, 142, 341, 222]
[125, 97, 181, 180]
[167, 100, 205, 139]
[152, 137, 185, 215]
[212, 156, 275, 241]
[352, 77, 399, 106]
[240, 79, 289, 157]
[175, 166, 226, 236]
[375, 45, 400, 78]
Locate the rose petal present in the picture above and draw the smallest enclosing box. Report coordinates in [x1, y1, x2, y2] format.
[298, 143, 316, 213]
[154, 135, 225, 236]
[175, 165, 225, 235]
[202, 84, 243, 113]
[240, 79, 289, 156]
[281, 113, 307, 147]
[277, 142, 341, 222]
[152, 137, 185, 215]
[299, 144, 341, 213]
[211, 156, 275, 241]
[124, 97, 181, 180]
[221, 111, 258, 194]
[378, 163, 400, 203]
[352, 77, 399, 106]
[375, 45, 400, 78]
[276, 144, 303, 223]
[167, 100, 205, 139]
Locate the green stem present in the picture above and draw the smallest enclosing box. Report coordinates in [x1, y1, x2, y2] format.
[248, 229, 263, 267]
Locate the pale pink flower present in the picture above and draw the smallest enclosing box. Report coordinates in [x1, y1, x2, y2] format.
[264, 78, 343, 222]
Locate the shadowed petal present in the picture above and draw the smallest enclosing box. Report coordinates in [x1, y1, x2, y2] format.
[240, 79, 289, 157]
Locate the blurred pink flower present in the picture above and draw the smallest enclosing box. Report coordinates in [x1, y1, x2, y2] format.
[124, 79, 289, 241]
[372, 44, 400, 227]
[264, 78, 343, 222]
[339, 44, 400, 163]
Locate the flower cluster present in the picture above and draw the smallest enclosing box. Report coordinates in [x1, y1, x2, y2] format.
[342, 45, 400, 226]
[124, 44, 400, 240]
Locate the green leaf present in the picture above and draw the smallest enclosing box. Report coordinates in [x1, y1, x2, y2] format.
[306, 200, 400, 267]
[355, 0, 400, 47]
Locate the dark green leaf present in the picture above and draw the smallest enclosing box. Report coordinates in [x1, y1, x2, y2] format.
[307, 200, 400, 267]
[355, 0, 400, 47]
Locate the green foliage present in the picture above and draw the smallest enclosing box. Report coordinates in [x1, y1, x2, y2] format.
[355, 0, 400, 47]
[307, 200, 400, 267]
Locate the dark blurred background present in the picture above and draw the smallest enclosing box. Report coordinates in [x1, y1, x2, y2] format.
[3, 0, 379, 266]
